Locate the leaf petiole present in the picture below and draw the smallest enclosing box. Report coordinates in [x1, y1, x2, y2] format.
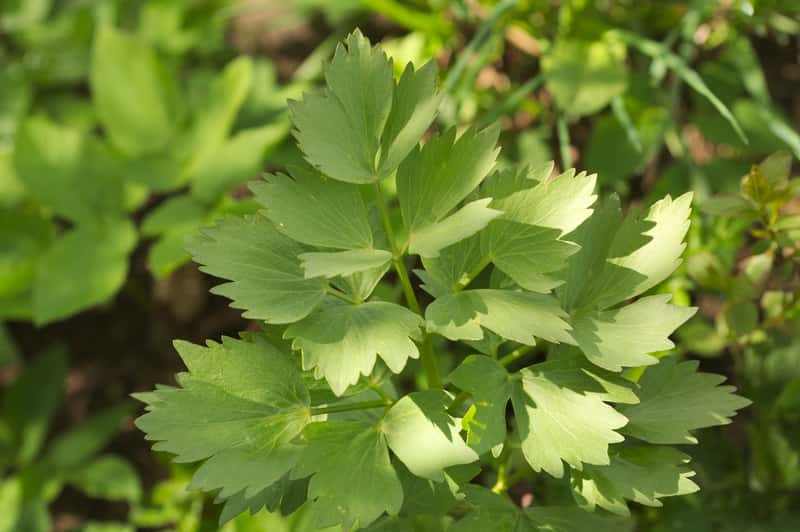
[310, 399, 392, 416]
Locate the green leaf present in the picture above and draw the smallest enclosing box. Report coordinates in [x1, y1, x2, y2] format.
[136, 336, 310, 500]
[187, 215, 328, 324]
[285, 301, 422, 396]
[91, 25, 180, 156]
[290, 30, 394, 183]
[512, 362, 629, 478]
[191, 122, 289, 204]
[69, 455, 142, 503]
[571, 295, 696, 372]
[14, 117, 125, 224]
[542, 38, 628, 118]
[447, 356, 510, 454]
[417, 236, 484, 298]
[572, 446, 698, 516]
[482, 222, 579, 293]
[451, 486, 631, 532]
[252, 168, 376, 250]
[408, 198, 502, 258]
[41, 403, 131, 472]
[397, 125, 500, 251]
[572, 192, 693, 311]
[297, 421, 402, 528]
[378, 61, 440, 178]
[2, 345, 67, 466]
[618, 357, 751, 444]
[33, 219, 137, 325]
[383, 391, 478, 480]
[184, 56, 253, 173]
[426, 289, 573, 345]
[489, 168, 598, 235]
[299, 249, 393, 279]
[141, 196, 207, 237]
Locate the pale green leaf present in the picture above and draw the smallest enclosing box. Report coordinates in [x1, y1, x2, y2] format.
[571, 295, 696, 371]
[290, 30, 393, 183]
[489, 168, 597, 235]
[512, 363, 628, 478]
[447, 356, 510, 454]
[398, 124, 500, 235]
[69, 455, 142, 503]
[426, 289, 573, 345]
[91, 25, 180, 156]
[618, 357, 751, 444]
[542, 38, 628, 118]
[378, 61, 440, 178]
[136, 336, 310, 499]
[252, 167, 376, 250]
[574, 193, 693, 310]
[299, 249, 392, 279]
[14, 117, 125, 224]
[297, 421, 402, 529]
[141, 196, 207, 237]
[187, 215, 328, 324]
[191, 122, 289, 203]
[3, 346, 67, 466]
[417, 236, 483, 298]
[184, 56, 253, 172]
[285, 301, 422, 396]
[408, 198, 502, 258]
[383, 391, 478, 480]
[572, 446, 698, 516]
[33, 219, 137, 325]
[482, 222, 579, 293]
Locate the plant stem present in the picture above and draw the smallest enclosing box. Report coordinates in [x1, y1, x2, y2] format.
[448, 391, 470, 416]
[373, 181, 443, 389]
[367, 381, 394, 403]
[556, 113, 572, 170]
[310, 399, 390, 416]
[499, 345, 535, 367]
[442, 0, 519, 94]
[491, 450, 512, 494]
[327, 287, 360, 304]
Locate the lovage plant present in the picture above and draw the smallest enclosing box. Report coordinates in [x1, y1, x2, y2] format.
[136, 31, 750, 530]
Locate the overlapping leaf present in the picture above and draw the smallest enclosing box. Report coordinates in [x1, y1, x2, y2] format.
[572, 446, 699, 515]
[136, 336, 310, 500]
[285, 301, 422, 396]
[188, 215, 327, 324]
[618, 356, 751, 444]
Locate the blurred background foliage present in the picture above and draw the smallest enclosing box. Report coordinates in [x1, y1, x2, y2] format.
[0, 0, 798, 530]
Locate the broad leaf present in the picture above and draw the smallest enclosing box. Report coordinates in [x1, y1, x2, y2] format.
[69, 455, 142, 503]
[570, 193, 693, 310]
[299, 249, 392, 279]
[297, 421, 402, 529]
[618, 356, 750, 444]
[378, 61, 440, 178]
[188, 215, 328, 324]
[252, 167, 377, 250]
[426, 289, 573, 345]
[571, 295, 696, 371]
[572, 446, 698, 516]
[290, 30, 393, 183]
[512, 362, 629, 478]
[542, 38, 628, 118]
[398, 125, 500, 254]
[136, 336, 310, 499]
[408, 199, 502, 258]
[285, 301, 422, 396]
[33, 219, 137, 325]
[383, 391, 478, 480]
[91, 25, 180, 156]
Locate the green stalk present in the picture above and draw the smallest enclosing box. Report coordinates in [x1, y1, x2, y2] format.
[374, 182, 443, 389]
[311, 399, 391, 416]
[556, 113, 572, 170]
[498, 345, 535, 367]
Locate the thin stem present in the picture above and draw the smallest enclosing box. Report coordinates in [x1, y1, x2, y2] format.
[373, 181, 442, 388]
[310, 399, 390, 416]
[448, 391, 470, 416]
[443, 0, 519, 94]
[327, 287, 360, 304]
[478, 74, 543, 128]
[491, 449, 512, 494]
[499, 345, 535, 367]
[556, 113, 572, 171]
[453, 255, 493, 292]
[367, 381, 394, 403]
